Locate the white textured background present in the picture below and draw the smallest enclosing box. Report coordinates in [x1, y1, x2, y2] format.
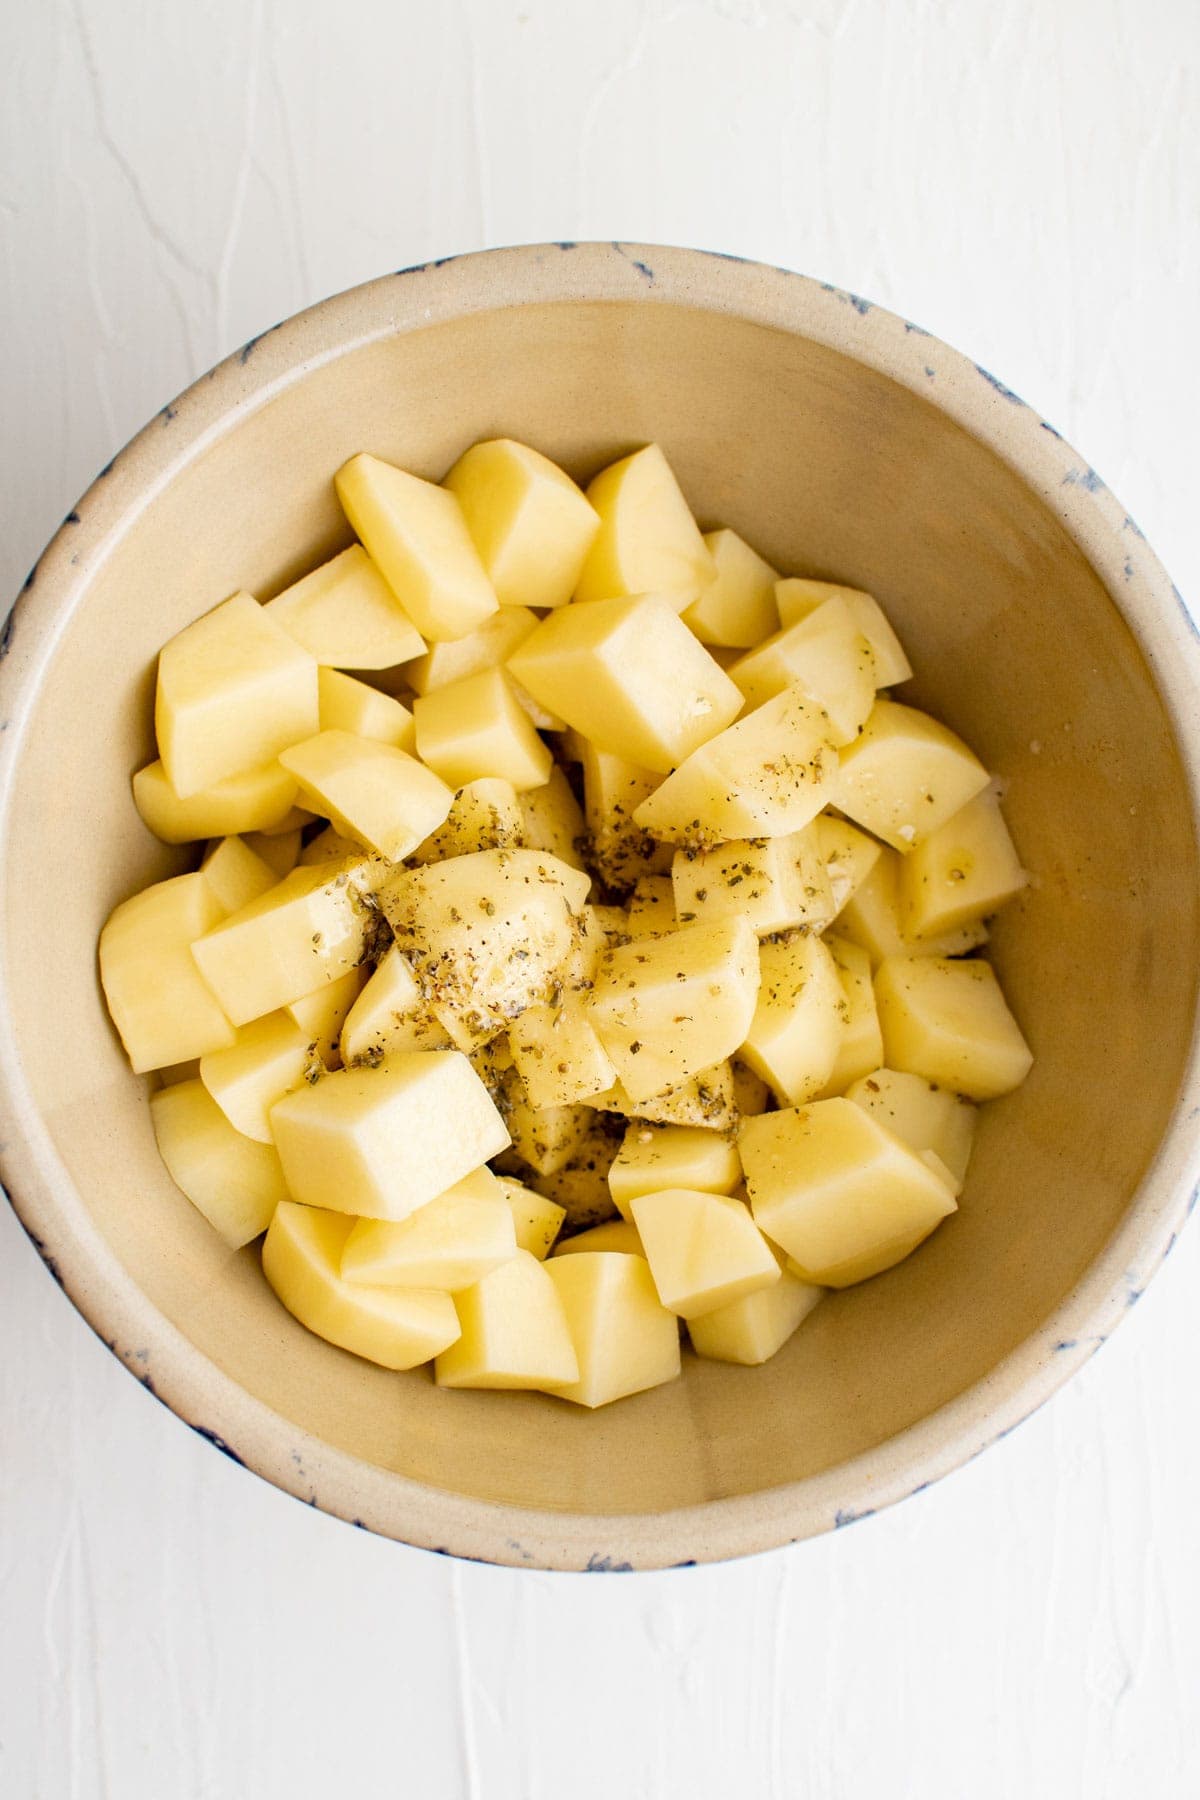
[3, 2, 1199, 1795]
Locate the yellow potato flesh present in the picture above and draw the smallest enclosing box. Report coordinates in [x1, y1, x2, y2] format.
[595, 1061, 738, 1133]
[284, 964, 367, 1067]
[874, 956, 1033, 1101]
[624, 874, 677, 939]
[242, 827, 302, 877]
[264, 544, 425, 668]
[731, 1058, 772, 1117]
[413, 667, 553, 792]
[317, 667, 417, 751]
[671, 828, 830, 937]
[835, 845, 990, 966]
[608, 1122, 741, 1219]
[774, 579, 913, 686]
[688, 1258, 824, 1365]
[340, 1172, 517, 1290]
[263, 1202, 460, 1370]
[133, 758, 301, 844]
[816, 813, 884, 918]
[200, 836, 278, 915]
[576, 738, 670, 888]
[151, 1079, 287, 1249]
[434, 1250, 579, 1390]
[100, 873, 236, 1072]
[681, 528, 780, 647]
[835, 699, 991, 852]
[518, 764, 587, 871]
[410, 777, 524, 864]
[818, 936, 885, 1097]
[630, 1188, 780, 1319]
[846, 1068, 977, 1192]
[444, 438, 600, 610]
[899, 789, 1027, 939]
[729, 596, 877, 742]
[402, 602, 539, 695]
[740, 930, 845, 1107]
[496, 1179, 566, 1259]
[508, 998, 617, 1109]
[199, 1010, 313, 1142]
[553, 1219, 643, 1256]
[544, 1252, 681, 1407]
[574, 443, 716, 609]
[338, 946, 448, 1065]
[279, 729, 453, 862]
[155, 592, 319, 798]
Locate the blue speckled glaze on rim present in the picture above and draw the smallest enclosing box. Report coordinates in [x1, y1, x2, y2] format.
[2, 242, 1199, 1572]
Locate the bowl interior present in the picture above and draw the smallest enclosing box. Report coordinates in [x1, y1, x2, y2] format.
[5, 283, 1198, 1524]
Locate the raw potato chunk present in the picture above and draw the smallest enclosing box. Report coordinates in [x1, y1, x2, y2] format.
[774, 579, 913, 686]
[191, 856, 382, 1026]
[633, 685, 838, 846]
[497, 1179, 566, 1258]
[340, 1172, 517, 1290]
[381, 849, 590, 1038]
[671, 829, 830, 937]
[403, 604, 538, 695]
[631, 1189, 780, 1319]
[270, 1050, 510, 1220]
[610, 1061, 737, 1132]
[552, 1219, 643, 1256]
[443, 438, 600, 609]
[411, 778, 525, 863]
[729, 597, 877, 742]
[577, 739, 670, 888]
[413, 668, 553, 792]
[155, 592, 319, 798]
[836, 700, 990, 852]
[133, 758, 301, 844]
[279, 730, 453, 862]
[434, 1251, 579, 1390]
[339, 946, 448, 1064]
[508, 596, 742, 775]
[846, 1069, 977, 1192]
[625, 875, 676, 939]
[298, 825, 361, 865]
[689, 1256, 824, 1365]
[245, 828, 302, 876]
[836, 846, 990, 966]
[574, 444, 716, 608]
[519, 765, 587, 871]
[545, 1253, 681, 1407]
[681, 529, 780, 647]
[317, 667, 417, 751]
[499, 1079, 598, 1177]
[285, 965, 367, 1067]
[732, 1059, 771, 1117]
[508, 999, 616, 1109]
[150, 1079, 287, 1248]
[740, 1099, 957, 1287]
[263, 1202, 460, 1369]
[519, 1117, 623, 1230]
[335, 453, 499, 641]
[874, 956, 1033, 1100]
[608, 1122, 741, 1217]
[819, 937, 884, 1097]
[587, 917, 760, 1102]
[899, 790, 1026, 939]
[201, 836, 277, 915]
[199, 1011, 313, 1141]
[264, 544, 425, 668]
[817, 814, 884, 919]
[740, 931, 844, 1106]
[100, 873, 235, 1072]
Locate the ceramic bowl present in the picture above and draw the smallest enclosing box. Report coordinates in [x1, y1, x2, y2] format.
[3, 243, 1198, 1571]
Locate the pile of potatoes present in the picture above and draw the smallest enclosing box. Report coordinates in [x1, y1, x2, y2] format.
[100, 437, 1031, 1408]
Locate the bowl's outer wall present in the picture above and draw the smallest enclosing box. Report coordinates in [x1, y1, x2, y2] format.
[3, 245, 1199, 1569]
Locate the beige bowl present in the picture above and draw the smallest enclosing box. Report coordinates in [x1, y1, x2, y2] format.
[3, 243, 1199, 1570]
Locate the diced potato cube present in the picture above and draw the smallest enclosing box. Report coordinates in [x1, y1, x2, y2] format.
[155, 592, 319, 798]
[498, 1074, 598, 1177]
[731, 1058, 771, 1117]
[191, 856, 383, 1026]
[608, 1122, 741, 1218]
[133, 757, 301, 844]
[587, 917, 759, 1102]
[519, 764, 587, 871]
[507, 596, 742, 775]
[740, 930, 844, 1106]
[630, 1188, 780, 1319]
[335, 453, 499, 642]
[339, 945, 449, 1065]
[258, 806, 318, 835]
[574, 443, 716, 609]
[681, 529, 780, 647]
[544, 1252, 681, 1407]
[632, 684, 838, 846]
[156, 1059, 200, 1087]
[671, 828, 829, 936]
[201, 836, 278, 915]
[496, 1178, 566, 1259]
[381, 848, 590, 1038]
[774, 579, 913, 686]
[285, 965, 367, 1068]
[244, 827, 303, 877]
[317, 667, 417, 751]
[263, 1202, 460, 1369]
[434, 1251, 579, 1390]
[279, 730, 453, 862]
[413, 667, 552, 792]
[874, 956, 1033, 1100]
[577, 739, 671, 888]
[835, 844, 991, 965]
[410, 778, 525, 864]
[625, 875, 676, 939]
[899, 789, 1026, 939]
[596, 1062, 738, 1132]
[402, 603, 539, 695]
[845, 1068, 977, 1192]
[269, 1050, 510, 1220]
[728, 597, 877, 742]
[199, 1011, 314, 1141]
[816, 813, 884, 918]
[552, 1219, 644, 1256]
[835, 700, 990, 852]
[819, 936, 884, 1097]
[340, 1171, 517, 1290]
[443, 439, 601, 609]
[264, 544, 425, 668]
[688, 1254, 824, 1365]
[508, 997, 616, 1109]
[740, 1098, 957, 1286]
[150, 1078, 287, 1248]
[298, 825, 360, 866]
[514, 1112, 623, 1228]
[100, 873, 236, 1072]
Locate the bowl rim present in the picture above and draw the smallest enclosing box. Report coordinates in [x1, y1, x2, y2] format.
[3, 239, 1199, 1571]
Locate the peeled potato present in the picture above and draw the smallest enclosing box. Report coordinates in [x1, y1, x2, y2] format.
[574, 443, 715, 609]
[434, 1251, 579, 1390]
[443, 438, 600, 609]
[544, 1251, 681, 1407]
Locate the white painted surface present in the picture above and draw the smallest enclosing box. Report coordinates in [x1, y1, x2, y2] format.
[2, 0, 1198, 1792]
